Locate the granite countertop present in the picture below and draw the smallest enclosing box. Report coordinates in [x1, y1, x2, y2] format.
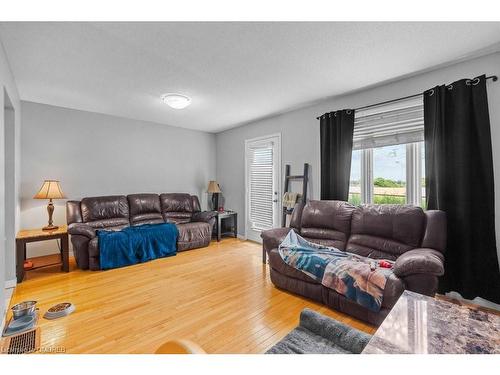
[362, 290, 500, 354]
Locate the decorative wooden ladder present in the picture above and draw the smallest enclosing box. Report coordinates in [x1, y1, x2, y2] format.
[282, 163, 309, 227]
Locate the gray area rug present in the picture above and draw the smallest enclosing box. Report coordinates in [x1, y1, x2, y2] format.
[266, 308, 372, 354]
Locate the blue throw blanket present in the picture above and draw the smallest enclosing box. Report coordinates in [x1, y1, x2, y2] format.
[279, 231, 393, 312]
[97, 223, 178, 270]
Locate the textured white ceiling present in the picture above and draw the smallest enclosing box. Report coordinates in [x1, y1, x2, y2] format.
[1, 22, 500, 133]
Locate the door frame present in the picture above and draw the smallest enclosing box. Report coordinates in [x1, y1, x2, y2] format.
[244, 133, 282, 242]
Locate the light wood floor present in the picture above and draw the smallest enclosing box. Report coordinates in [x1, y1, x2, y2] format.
[8, 238, 375, 354]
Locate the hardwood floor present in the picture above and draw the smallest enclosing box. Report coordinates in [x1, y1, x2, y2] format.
[8, 238, 375, 354]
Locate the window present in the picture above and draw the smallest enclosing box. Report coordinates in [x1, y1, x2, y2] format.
[245, 134, 281, 243]
[248, 144, 274, 231]
[348, 96, 425, 207]
[348, 150, 362, 205]
[373, 144, 406, 204]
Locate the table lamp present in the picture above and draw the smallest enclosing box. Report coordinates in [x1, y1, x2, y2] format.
[207, 180, 222, 211]
[33, 180, 66, 231]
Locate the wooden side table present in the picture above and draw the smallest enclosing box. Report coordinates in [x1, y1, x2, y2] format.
[16, 225, 69, 283]
[215, 211, 237, 241]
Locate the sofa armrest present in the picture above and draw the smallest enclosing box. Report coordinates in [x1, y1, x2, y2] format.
[261, 227, 293, 252]
[68, 223, 96, 239]
[191, 211, 217, 223]
[394, 248, 444, 278]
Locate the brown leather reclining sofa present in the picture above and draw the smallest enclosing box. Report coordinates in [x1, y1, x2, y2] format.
[261, 200, 446, 325]
[66, 193, 216, 270]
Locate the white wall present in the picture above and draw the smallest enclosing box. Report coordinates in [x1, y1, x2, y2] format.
[0, 40, 21, 322]
[21, 102, 216, 256]
[216, 52, 500, 262]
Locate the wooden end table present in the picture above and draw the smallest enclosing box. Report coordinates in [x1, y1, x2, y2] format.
[16, 225, 69, 283]
[214, 211, 238, 241]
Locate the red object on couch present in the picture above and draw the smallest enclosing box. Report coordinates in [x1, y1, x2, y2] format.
[379, 260, 393, 268]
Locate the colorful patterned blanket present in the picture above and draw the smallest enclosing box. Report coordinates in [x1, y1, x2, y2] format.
[278, 231, 393, 312]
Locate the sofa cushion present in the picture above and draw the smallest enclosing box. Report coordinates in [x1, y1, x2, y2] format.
[81, 195, 129, 223]
[346, 205, 425, 260]
[130, 215, 165, 226]
[346, 234, 414, 260]
[302, 237, 347, 250]
[163, 212, 192, 224]
[128, 194, 163, 225]
[85, 219, 130, 229]
[300, 201, 355, 249]
[160, 193, 193, 223]
[300, 228, 347, 250]
[160, 193, 193, 213]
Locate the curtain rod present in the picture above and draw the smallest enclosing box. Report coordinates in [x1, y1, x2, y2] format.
[316, 75, 498, 120]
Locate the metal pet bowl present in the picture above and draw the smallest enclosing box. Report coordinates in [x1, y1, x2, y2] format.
[11, 300, 37, 320]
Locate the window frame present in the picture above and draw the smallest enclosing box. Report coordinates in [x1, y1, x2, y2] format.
[351, 141, 424, 206]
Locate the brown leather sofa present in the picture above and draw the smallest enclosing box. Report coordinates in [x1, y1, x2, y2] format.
[66, 193, 216, 270]
[261, 200, 446, 326]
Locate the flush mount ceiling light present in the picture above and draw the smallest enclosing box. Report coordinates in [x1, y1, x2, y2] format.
[161, 93, 192, 109]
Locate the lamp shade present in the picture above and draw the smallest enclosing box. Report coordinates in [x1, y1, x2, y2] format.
[207, 180, 221, 193]
[33, 180, 66, 200]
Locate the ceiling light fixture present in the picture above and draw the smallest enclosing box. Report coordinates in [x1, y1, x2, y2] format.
[161, 93, 192, 109]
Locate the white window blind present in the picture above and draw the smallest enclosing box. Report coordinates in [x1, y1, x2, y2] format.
[248, 144, 274, 231]
[353, 96, 424, 150]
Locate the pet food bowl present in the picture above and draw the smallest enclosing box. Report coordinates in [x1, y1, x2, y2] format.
[11, 300, 37, 320]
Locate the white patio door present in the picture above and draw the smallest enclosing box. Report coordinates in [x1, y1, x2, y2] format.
[245, 134, 281, 242]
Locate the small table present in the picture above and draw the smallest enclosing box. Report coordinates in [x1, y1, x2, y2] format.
[214, 211, 237, 241]
[362, 290, 500, 354]
[16, 225, 69, 283]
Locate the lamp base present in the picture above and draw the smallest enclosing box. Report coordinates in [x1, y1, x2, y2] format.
[211, 193, 219, 211]
[42, 224, 59, 231]
[43, 199, 58, 231]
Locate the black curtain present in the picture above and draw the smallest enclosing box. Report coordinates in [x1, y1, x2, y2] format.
[320, 110, 355, 201]
[424, 75, 500, 303]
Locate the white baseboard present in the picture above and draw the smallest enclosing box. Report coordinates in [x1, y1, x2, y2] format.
[1, 287, 14, 334]
[245, 238, 262, 244]
[237, 234, 247, 241]
[5, 279, 16, 289]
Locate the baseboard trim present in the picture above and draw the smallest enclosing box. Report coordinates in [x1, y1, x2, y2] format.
[5, 279, 16, 289]
[245, 238, 262, 244]
[1, 287, 15, 334]
[237, 234, 247, 241]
